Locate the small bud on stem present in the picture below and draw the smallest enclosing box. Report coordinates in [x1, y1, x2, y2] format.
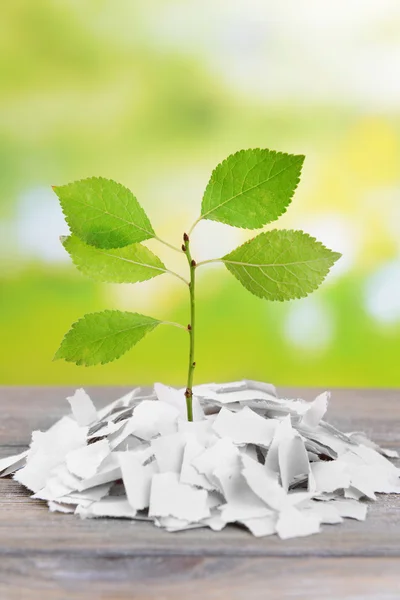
[191, 259, 196, 267]
[183, 233, 189, 242]
[181, 244, 186, 252]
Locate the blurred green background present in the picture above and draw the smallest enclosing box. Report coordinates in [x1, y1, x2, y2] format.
[1, 1, 399, 387]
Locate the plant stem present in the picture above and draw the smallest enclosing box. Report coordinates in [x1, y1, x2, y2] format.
[183, 234, 196, 421]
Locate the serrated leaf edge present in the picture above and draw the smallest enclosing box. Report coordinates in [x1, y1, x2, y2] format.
[54, 310, 160, 366]
[62, 236, 167, 284]
[53, 176, 155, 248]
[201, 148, 305, 230]
[222, 229, 342, 302]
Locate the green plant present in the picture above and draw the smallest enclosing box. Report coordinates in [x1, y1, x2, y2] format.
[53, 148, 341, 421]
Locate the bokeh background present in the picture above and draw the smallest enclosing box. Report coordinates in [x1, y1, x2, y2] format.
[1, 1, 399, 387]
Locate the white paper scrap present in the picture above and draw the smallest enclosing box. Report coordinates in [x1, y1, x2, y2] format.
[300, 392, 329, 430]
[330, 498, 368, 521]
[180, 436, 214, 490]
[177, 419, 216, 447]
[216, 454, 272, 522]
[276, 506, 321, 539]
[0, 450, 28, 477]
[151, 432, 186, 473]
[301, 500, 343, 524]
[125, 400, 180, 440]
[77, 497, 137, 519]
[191, 438, 239, 490]
[149, 472, 210, 522]
[310, 460, 351, 494]
[241, 454, 287, 512]
[67, 388, 98, 426]
[279, 432, 310, 492]
[48, 501, 75, 514]
[14, 417, 86, 493]
[240, 514, 277, 537]
[212, 406, 277, 447]
[77, 453, 121, 491]
[97, 388, 142, 421]
[118, 449, 157, 510]
[66, 440, 110, 479]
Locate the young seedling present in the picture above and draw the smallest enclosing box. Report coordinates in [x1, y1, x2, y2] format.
[53, 148, 341, 421]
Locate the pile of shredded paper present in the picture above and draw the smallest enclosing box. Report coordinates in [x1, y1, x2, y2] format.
[1, 381, 399, 539]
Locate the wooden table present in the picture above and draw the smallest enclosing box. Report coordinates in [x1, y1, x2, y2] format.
[1, 386, 400, 599]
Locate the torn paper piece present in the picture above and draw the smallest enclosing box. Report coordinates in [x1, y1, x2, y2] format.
[97, 388, 142, 421]
[77, 497, 137, 519]
[107, 422, 141, 451]
[330, 498, 368, 521]
[279, 431, 310, 492]
[58, 483, 112, 505]
[33, 463, 83, 501]
[67, 388, 98, 426]
[241, 454, 287, 512]
[48, 501, 75, 514]
[154, 383, 205, 421]
[155, 516, 203, 532]
[351, 444, 400, 474]
[310, 461, 351, 494]
[347, 432, 399, 459]
[300, 392, 329, 430]
[177, 419, 216, 447]
[149, 472, 210, 522]
[66, 440, 110, 480]
[87, 418, 127, 442]
[276, 506, 320, 539]
[352, 464, 400, 495]
[300, 500, 343, 524]
[201, 512, 226, 531]
[180, 436, 214, 490]
[118, 449, 157, 510]
[112, 434, 144, 453]
[212, 407, 277, 446]
[264, 415, 292, 474]
[191, 438, 239, 490]
[215, 454, 272, 521]
[193, 380, 277, 398]
[151, 432, 186, 473]
[240, 514, 277, 537]
[206, 389, 278, 405]
[0, 450, 28, 477]
[14, 417, 86, 493]
[76, 453, 121, 491]
[124, 400, 180, 440]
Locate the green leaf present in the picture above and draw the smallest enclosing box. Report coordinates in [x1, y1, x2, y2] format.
[53, 177, 155, 249]
[222, 230, 341, 301]
[54, 310, 160, 366]
[62, 235, 167, 284]
[201, 149, 304, 229]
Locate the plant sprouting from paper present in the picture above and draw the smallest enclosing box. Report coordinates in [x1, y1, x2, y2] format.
[53, 148, 341, 420]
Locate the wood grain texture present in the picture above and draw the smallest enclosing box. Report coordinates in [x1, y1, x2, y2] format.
[1, 386, 400, 599]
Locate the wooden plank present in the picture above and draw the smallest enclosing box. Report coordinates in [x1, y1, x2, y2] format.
[1, 476, 400, 557]
[1, 555, 400, 600]
[1, 387, 400, 559]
